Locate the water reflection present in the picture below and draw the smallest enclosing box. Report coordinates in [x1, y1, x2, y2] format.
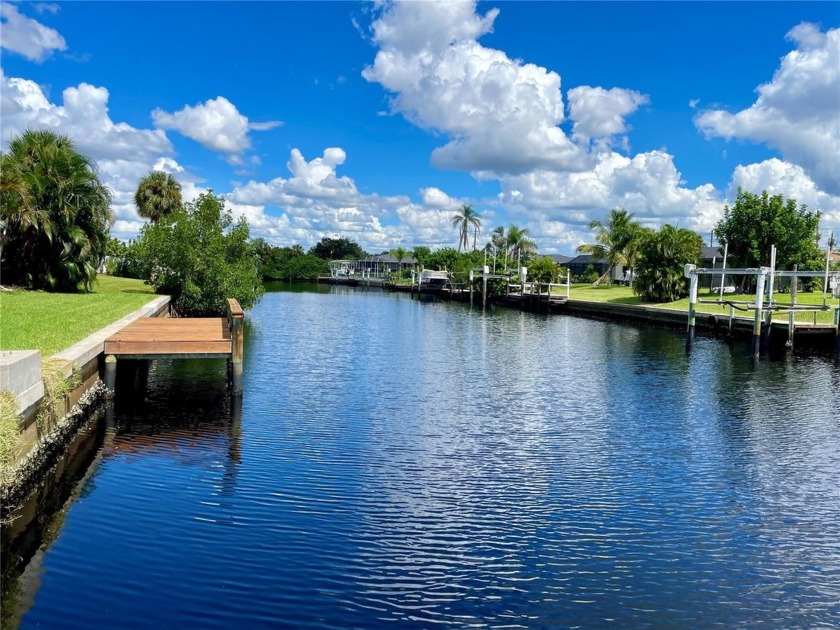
[1, 359, 243, 627]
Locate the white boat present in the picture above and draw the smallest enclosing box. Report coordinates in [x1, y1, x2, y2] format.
[419, 270, 449, 291]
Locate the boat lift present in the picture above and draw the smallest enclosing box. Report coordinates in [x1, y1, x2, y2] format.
[684, 244, 840, 356]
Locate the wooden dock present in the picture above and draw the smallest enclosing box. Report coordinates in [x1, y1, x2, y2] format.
[103, 299, 245, 393]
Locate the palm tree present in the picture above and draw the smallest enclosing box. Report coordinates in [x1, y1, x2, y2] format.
[391, 246, 407, 279]
[621, 225, 653, 284]
[134, 170, 182, 223]
[576, 209, 639, 285]
[451, 204, 481, 252]
[506, 224, 537, 271]
[1, 151, 47, 278]
[633, 225, 702, 302]
[1, 130, 112, 291]
[290, 244, 304, 257]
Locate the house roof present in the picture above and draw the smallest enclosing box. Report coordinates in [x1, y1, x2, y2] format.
[376, 254, 418, 264]
[567, 254, 607, 265]
[546, 254, 573, 264]
[702, 245, 723, 261]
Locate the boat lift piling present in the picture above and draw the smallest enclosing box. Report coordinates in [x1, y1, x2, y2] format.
[836, 305, 840, 357]
[751, 270, 767, 358]
[686, 264, 698, 351]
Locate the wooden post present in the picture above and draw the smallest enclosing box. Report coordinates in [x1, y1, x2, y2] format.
[751, 270, 767, 358]
[104, 355, 117, 391]
[685, 264, 698, 350]
[227, 298, 245, 395]
[482, 266, 488, 310]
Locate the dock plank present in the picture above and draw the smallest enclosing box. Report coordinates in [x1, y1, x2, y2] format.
[104, 317, 232, 357]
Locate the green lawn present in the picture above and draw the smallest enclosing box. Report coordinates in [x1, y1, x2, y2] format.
[562, 283, 839, 324]
[0, 276, 157, 356]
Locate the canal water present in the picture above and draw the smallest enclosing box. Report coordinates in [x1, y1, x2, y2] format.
[3, 283, 840, 628]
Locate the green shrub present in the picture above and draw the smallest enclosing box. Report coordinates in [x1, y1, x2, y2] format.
[527, 256, 560, 283]
[577, 264, 599, 284]
[134, 192, 264, 315]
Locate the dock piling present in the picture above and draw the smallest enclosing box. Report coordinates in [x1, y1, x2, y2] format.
[104, 355, 117, 391]
[227, 299, 245, 395]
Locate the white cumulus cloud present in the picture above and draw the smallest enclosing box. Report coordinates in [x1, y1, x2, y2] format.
[229, 148, 409, 249]
[152, 96, 281, 156]
[567, 86, 649, 141]
[363, 0, 586, 175]
[0, 1, 66, 62]
[695, 23, 840, 195]
[420, 186, 461, 209]
[498, 150, 723, 239]
[0, 70, 172, 162]
[227, 148, 469, 250]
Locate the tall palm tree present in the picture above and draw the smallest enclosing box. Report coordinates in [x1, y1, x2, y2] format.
[134, 170, 182, 223]
[1, 130, 112, 291]
[576, 209, 638, 285]
[450, 204, 481, 252]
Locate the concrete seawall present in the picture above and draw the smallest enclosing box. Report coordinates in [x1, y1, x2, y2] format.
[559, 300, 751, 333]
[548, 298, 837, 352]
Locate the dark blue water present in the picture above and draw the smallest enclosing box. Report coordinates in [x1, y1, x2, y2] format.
[5, 284, 840, 628]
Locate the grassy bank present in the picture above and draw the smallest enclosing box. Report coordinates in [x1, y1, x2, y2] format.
[563, 284, 839, 324]
[0, 276, 155, 356]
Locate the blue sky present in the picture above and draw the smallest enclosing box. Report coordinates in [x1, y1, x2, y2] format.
[2, 1, 838, 254]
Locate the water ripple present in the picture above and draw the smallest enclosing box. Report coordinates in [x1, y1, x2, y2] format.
[7, 287, 840, 629]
